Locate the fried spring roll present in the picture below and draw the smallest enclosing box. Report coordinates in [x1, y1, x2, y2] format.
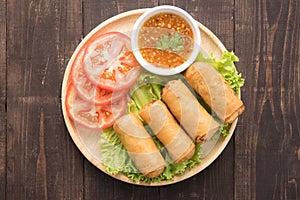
[113, 113, 165, 178]
[139, 100, 195, 163]
[185, 62, 245, 123]
[161, 79, 220, 143]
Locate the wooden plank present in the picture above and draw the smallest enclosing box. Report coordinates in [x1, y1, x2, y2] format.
[83, 0, 117, 35]
[234, 0, 300, 199]
[6, 0, 84, 199]
[50, 1, 85, 199]
[0, 0, 6, 198]
[83, 0, 158, 34]
[116, 0, 158, 13]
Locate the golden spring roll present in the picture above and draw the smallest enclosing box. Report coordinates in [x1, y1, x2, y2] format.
[161, 79, 220, 143]
[139, 100, 195, 163]
[113, 113, 165, 178]
[185, 62, 245, 123]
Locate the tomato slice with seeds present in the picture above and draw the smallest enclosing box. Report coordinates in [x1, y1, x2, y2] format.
[65, 84, 127, 130]
[83, 32, 141, 91]
[71, 47, 127, 105]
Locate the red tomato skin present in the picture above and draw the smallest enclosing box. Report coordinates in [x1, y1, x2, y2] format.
[70, 48, 128, 105]
[65, 83, 127, 130]
[82, 32, 141, 92]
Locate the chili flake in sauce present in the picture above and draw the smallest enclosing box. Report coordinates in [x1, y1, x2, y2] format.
[138, 13, 194, 69]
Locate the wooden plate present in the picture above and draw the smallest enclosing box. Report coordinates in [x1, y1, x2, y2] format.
[61, 9, 238, 186]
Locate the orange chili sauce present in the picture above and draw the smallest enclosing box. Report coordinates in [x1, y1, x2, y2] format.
[138, 13, 194, 68]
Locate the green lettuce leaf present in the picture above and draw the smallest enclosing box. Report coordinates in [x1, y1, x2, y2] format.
[219, 124, 230, 137]
[129, 72, 164, 110]
[195, 51, 244, 94]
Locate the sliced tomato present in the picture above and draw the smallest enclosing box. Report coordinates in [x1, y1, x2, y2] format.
[65, 83, 127, 130]
[71, 47, 127, 105]
[83, 32, 141, 91]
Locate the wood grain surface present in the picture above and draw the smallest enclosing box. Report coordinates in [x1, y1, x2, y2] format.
[235, 1, 300, 199]
[0, 0, 7, 199]
[1, 0, 299, 199]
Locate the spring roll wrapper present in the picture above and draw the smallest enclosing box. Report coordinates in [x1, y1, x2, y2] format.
[161, 79, 220, 143]
[139, 100, 195, 163]
[113, 113, 165, 178]
[184, 62, 245, 124]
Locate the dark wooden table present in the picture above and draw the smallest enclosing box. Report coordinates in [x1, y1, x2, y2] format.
[1, 0, 299, 199]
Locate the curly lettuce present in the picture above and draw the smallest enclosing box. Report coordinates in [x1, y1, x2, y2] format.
[195, 51, 244, 94]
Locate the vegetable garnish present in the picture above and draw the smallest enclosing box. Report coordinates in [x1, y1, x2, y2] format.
[128, 71, 182, 111]
[83, 32, 141, 91]
[195, 51, 244, 94]
[209, 124, 230, 141]
[156, 33, 184, 52]
[65, 84, 127, 130]
[66, 31, 143, 130]
[219, 124, 230, 137]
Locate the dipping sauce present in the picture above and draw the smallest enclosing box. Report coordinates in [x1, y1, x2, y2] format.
[138, 13, 194, 69]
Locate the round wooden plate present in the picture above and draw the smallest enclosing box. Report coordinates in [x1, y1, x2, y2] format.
[61, 9, 238, 186]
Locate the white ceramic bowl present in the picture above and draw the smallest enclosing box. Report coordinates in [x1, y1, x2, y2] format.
[131, 5, 201, 76]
